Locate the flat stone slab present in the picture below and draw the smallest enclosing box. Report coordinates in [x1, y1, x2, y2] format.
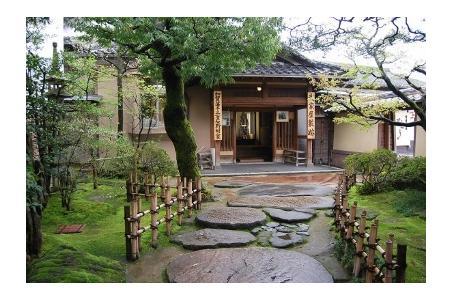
[270, 232, 305, 248]
[171, 228, 255, 250]
[263, 208, 314, 222]
[214, 181, 253, 188]
[228, 196, 334, 210]
[196, 207, 266, 229]
[166, 247, 333, 283]
[238, 184, 335, 197]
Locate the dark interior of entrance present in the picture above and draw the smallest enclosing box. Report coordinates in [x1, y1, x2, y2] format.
[236, 111, 273, 163]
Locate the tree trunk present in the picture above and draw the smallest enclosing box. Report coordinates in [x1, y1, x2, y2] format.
[117, 72, 124, 135]
[162, 65, 201, 179]
[26, 205, 42, 257]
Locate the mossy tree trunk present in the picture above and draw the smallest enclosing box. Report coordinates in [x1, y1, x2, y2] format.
[162, 64, 201, 180]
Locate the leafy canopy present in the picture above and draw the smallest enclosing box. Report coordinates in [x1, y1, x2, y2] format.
[70, 17, 283, 87]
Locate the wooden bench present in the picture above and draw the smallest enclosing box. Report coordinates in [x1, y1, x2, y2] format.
[283, 149, 306, 166]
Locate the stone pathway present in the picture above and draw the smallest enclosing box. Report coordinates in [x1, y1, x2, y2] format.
[171, 228, 255, 250]
[166, 247, 333, 283]
[126, 174, 349, 283]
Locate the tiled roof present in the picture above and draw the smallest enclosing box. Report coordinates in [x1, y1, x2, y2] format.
[234, 47, 344, 78]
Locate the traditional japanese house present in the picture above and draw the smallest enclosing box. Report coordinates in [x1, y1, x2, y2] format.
[66, 37, 425, 169]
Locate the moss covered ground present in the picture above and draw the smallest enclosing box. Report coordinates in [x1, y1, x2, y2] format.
[348, 186, 426, 282]
[28, 178, 192, 283]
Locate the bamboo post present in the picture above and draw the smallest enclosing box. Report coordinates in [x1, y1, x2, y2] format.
[135, 174, 142, 251]
[346, 202, 357, 240]
[130, 192, 139, 260]
[165, 177, 172, 235]
[334, 190, 341, 230]
[353, 210, 367, 277]
[151, 184, 158, 248]
[365, 220, 378, 283]
[187, 179, 193, 217]
[177, 177, 183, 225]
[340, 193, 349, 237]
[384, 234, 395, 283]
[124, 204, 134, 261]
[395, 244, 407, 283]
[196, 177, 202, 210]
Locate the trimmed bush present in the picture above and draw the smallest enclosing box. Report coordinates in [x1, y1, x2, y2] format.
[390, 156, 426, 190]
[345, 150, 426, 194]
[344, 149, 397, 194]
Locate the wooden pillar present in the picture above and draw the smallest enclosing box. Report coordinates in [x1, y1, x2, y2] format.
[395, 243, 407, 283]
[384, 234, 395, 283]
[353, 210, 367, 277]
[306, 139, 314, 166]
[124, 204, 133, 261]
[164, 177, 172, 236]
[346, 202, 357, 240]
[187, 179, 193, 217]
[177, 177, 183, 225]
[196, 178, 202, 210]
[365, 220, 378, 283]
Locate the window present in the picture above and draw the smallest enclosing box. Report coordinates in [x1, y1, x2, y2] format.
[142, 99, 164, 129]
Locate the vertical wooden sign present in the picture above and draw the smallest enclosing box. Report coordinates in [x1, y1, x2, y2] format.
[307, 92, 316, 139]
[213, 90, 222, 141]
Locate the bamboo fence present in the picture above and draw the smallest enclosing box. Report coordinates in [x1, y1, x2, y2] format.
[333, 173, 407, 283]
[124, 171, 202, 261]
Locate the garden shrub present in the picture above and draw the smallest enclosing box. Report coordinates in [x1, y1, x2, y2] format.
[139, 141, 178, 178]
[344, 149, 397, 194]
[390, 156, 426, 190]
[98, 141, 178, 179]
[345, 150, 426, 195]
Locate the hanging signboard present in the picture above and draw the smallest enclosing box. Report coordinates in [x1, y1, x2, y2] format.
[307, 92, 316, 139]
[213, 90, 222, 140]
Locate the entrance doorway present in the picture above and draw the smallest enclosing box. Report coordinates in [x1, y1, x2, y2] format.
[236, 111, 273, 163]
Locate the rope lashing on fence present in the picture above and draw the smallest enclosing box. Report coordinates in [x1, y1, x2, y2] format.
[333, 173, 407, 283]
[124, 172, 203, 261]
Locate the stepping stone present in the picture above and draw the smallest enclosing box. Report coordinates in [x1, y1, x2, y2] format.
[238, 184, 335, 197]
[294, 208, 317, 215]
[214, 181, 253, 188]
[166, 247, 333, 283]
[266, 222, 280, 228]
[263, 208, 314, 223]
[296, 224, 310, 232]
[228, 196, 334, 210]
[297, 231, 310, 236]
[270, 232, 305, 248]
[171, 228, 255, 250]
[196, 207, 266, 229]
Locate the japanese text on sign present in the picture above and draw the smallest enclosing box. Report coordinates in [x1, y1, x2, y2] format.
[213, 91, 222, 141]
[307, 92, 315, 139]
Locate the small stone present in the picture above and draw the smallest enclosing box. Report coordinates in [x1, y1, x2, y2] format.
[270, 232, 305, 248]
[266, 222, 280, 228]
[276, 227, 292, 233]
[297, 224, 310, 232]
[251, 227, 262, 235]
[296, 231, 310, 236]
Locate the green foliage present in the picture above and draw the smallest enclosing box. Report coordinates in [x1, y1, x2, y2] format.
[333, 236, 355, 273]
[345, 149, 397, 194]
[348, 186, 426, 282]
[27, 245, 124, 283]
[346, 150, 426, 194]
[139, 141, 178, 178]
[389, 156, 426, 190]
[71, 17, 283, 87]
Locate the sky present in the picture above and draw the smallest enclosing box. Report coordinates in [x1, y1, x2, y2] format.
[39, 17, 426, 78]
